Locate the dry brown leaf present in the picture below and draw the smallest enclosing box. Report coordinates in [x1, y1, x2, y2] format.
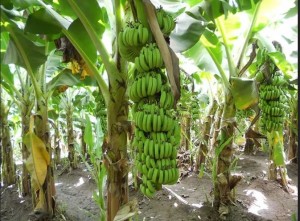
[143, 0, 180, 104]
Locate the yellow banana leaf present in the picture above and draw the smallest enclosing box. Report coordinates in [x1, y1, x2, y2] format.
[24, 131, 50, 189]
[35, 188, 47, 212]
[231, 77, 259, 110]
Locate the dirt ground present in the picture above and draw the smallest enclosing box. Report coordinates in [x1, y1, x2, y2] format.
[1, 151, 298, 221]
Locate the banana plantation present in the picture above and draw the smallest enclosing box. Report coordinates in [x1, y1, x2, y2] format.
[0, 0, 298, 221]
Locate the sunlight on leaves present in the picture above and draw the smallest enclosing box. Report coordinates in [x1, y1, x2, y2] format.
[257, 0, 295, 25]
[268, 52, 295, 77]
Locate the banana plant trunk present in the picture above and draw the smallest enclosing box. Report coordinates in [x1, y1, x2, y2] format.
[195, 99, 218, 172]
[185, 116, 191, 151]
[34, 98, 56, 216]
[180, 114, 191, 152]
[267, 129, 288, 188]
[54, 120, 61, 166]
[288, 130, 297, 163]
[104, 87, 129, 221]
[287, 104, 297, 163]
[66, 104, 77, 169]
[210, 104, 224, 151]
[81, 125, 88, 160]
[21, 103, 32, 195]
[214, 94, 241, 211]
[0, 102, 16, 186]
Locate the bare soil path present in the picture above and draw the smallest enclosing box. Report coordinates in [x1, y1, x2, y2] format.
[1, 151, 298, 221]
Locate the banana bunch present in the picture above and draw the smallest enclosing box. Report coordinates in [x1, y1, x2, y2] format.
[258, 71, 288, 132]
[156, 7, 176, 36]
[119, 22, 149, 47]
[133, 104, 176, 132]
[255, 70, 287, 86]
[132, 124, 180, 197]
[118, 22, 149, 62]
[121, 12, 179, 198]
[129, 70, 165, 102]
[159, 84, 175, 109]
[131, 83, 180, 198]
[135, 43, 164, 72]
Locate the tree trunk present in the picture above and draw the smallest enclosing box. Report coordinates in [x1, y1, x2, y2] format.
[210, 104, 224, 150]
[66, 104, 77, 169]
[244, 138, 254, 155]
[104, 87, 129, 221]
[21, 102, 32, 196]
[287, 105, 297, 163]
[195, 100, 218, 172]
[34, 99, 56, 218]
[180, 116, 187, 151]
[54, 121, 61, 166]
[81, 125, 88, 160]
[0, 102, 16, 186]
[214, 94, 242, 213]
[185, 115, 191, 151]
[288, 132, 297, 163]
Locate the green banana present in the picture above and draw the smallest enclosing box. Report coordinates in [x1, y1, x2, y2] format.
[146, 155, 151, 168]
[150, 158, 156, 168]
[160, 90, 167, 107]
[157, 115, 162, 131]
[133, 28, 139, 46]
[149, 139, 154, 158]
[156, 9, 163, 27]
[141, 27, 149, 45]
[144, 138, 149, 155]
[154, 143, 159, 159]
[147, 168, 154, 180]
[150, 74, 157, 95]
[147, 75, 153, 96]
[156, 73, 162, 92]
[141, 76, 146, 97]
[159, 143, 165, 159]
[162, 16, 170, 34]
[142, 164, 148, 175]
[146, 113, 152, 132]
[147, 180, 156, 193]
[147, 48, 154, 69]
[156, 160, 162, 170]
[135, 56, 143, 72]
[145, 187, 155, 198]
[140, 183, 146, 195]
[158, 169, 164, 184]
[161, 159, 166, 169]
[152, 168, 159, 183]
[162, 115, 168, 131]
[163, 169, 169, 184]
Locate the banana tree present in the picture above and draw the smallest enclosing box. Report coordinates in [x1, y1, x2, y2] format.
[1, 8, 55, 215]
[24, 1, 181, 220]
[0, 91, 16, 186]
[22, 1, 134, 220]
[287, 90, 298, 163]
[48, 96, 62, 167]
[169, 0, 296, 217]
[1, 2, 87, 217]
[59, 89, 78, 169]
[1, 30, 35, 195]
